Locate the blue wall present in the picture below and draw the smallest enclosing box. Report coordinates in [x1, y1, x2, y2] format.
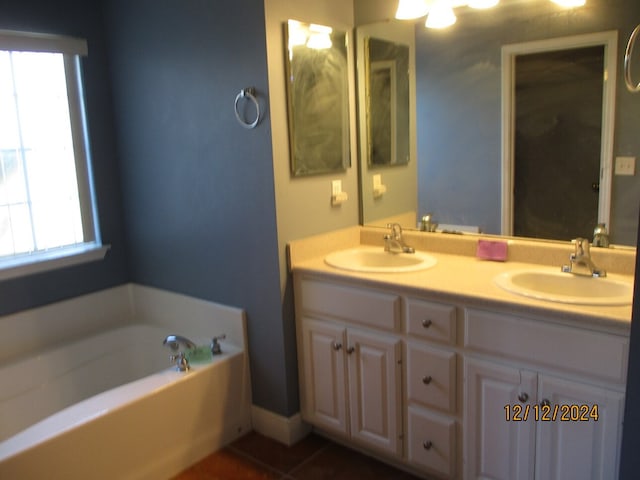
[0, 0, 129, 315]
[103, 0, 298, 416]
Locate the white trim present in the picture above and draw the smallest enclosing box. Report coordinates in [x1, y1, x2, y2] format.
[251, 404, 311, 446]
[501, 30, 618, 236]
[0, 29, 87, 55]
[0, 243, 110, 281]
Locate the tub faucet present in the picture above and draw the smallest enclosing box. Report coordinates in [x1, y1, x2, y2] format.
[561, 238, 607, 277]
[163, 335, 196, 372]
[384, 223, 415, 254]
[163, 334, 197, 351]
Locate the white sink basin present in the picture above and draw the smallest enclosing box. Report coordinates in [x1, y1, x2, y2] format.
[494, 269, 633, 306]
[325, 246, 437, 273]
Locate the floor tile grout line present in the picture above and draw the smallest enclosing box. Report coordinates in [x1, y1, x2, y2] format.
[287, 442, 333, 477]
[225, 445, 289, 477]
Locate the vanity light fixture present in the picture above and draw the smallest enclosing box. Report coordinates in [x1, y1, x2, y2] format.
[550, 0, 586, 6]
[425, 1, 457, 29]
[396, 0, 585, 30]
[287, 20, 307, 49]
[306, 24, 333, 50]
[468, 0, 499, 8]
[395, 0, 429, 20]
[287, 21, 333, 51]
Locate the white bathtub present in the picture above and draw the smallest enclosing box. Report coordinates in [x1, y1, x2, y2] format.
[0, 320, 252, 479]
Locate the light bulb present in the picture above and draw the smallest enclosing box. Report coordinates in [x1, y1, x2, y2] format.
[468, 0, 499, 8]
[395, 0, 429, 20]
[306, 33, 332, 50]
[425, 2, 457, 29]
[550, 0, 586, 7]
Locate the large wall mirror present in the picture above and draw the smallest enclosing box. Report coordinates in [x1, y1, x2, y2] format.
[355, 0, 640, 246]
[285, 20, 350, 176]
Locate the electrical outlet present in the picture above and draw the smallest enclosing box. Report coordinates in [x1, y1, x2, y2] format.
[615, 156, 636, 176]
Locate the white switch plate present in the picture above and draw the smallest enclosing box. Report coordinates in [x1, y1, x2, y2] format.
[615, 156, 636, 176]
[331, 179, 342, 195]
[373, 174, 382, 188]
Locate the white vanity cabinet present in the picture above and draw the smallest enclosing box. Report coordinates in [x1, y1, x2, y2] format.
[293, 272, 629, 480]
[297, 278, 403, 457]
[464, 309, 627, 480]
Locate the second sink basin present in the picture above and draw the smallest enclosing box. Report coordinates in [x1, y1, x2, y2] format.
[325, 246, 437, 273]
[494, 269, 633, 306]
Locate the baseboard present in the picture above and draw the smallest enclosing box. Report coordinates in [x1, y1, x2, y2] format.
[250, 405, 311, 446]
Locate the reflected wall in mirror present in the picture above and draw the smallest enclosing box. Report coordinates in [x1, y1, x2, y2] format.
[284, 20, 350, 176]
[366, 37, 410, 166]
[355, 0, 640, 245]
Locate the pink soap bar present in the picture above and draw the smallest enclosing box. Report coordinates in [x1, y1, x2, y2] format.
[476, 239, 508, 261]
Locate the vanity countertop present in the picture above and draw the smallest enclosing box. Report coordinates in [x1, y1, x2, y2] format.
[288, 227, 635, 336]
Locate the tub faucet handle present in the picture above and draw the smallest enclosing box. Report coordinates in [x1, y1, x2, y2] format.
[211, 334, 226, 355]
[169, 352, 190, 372]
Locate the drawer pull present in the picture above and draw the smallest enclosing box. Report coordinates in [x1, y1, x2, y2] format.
[347, 346, 355, 354]
[332, 342, 342, 351]
[541, 398, 551, 407]
[518, 392, 529, 403]
[422, 375, 433, 385]
[423, 440, 433, 450]
[422, 319, 433, 328]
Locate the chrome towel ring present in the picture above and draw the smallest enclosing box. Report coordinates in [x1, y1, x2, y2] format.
[234, 87, 260, 129]
[624, 24, 640, 93]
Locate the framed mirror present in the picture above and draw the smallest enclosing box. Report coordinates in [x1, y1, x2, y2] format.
[365, 37, 410, 166]
[284, 20, 351, 176]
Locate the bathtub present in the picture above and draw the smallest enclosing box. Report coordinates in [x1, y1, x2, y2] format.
[0, 321, 252, 479]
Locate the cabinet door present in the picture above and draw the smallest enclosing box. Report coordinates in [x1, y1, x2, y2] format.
[347, 329, 402, 456]
[535, 374, 624, 480]
[464, 357, 537, 480]
[300, 318, 348, 435]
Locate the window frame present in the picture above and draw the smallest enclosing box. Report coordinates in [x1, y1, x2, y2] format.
[0, 29, 108, 281]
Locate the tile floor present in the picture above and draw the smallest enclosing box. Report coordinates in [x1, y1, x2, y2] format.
[172, 431, 424, 480]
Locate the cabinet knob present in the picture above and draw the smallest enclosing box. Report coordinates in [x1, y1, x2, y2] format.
[347, 346, 355, 354]
[422, 319, 433, 328]
[423, 440, 433, 450]
[332, 342, 342, 351]
[518, 392, 529, 403]
[422, 375, 433, 385]
[541, 398, 551, 407]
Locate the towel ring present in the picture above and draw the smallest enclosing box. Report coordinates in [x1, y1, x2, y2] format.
[624, 24, 640, 93]
[234, 87, 260, 129]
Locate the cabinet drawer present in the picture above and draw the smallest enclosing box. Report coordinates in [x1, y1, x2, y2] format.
[299, 278, 401, 331]
[407, 406, 456, 478]
[465, 309, 629, 384]
[407, 343, 456, 413]
[407, 298, 456, 344]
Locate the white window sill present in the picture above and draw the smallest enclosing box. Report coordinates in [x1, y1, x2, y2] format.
[0, 243, 111, 281]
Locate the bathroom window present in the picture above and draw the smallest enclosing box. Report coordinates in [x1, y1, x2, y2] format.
[0, 30, 107, 280]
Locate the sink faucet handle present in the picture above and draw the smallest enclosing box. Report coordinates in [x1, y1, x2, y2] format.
[386, 222, 403, 239]
[169, 352, 190, 372]
[573, 237, 590, 257]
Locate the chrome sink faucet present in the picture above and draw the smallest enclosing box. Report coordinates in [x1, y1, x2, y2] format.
[561, 238, 607, 277]
[384, 223, 415, 254]
[163, 334, 196, 371]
